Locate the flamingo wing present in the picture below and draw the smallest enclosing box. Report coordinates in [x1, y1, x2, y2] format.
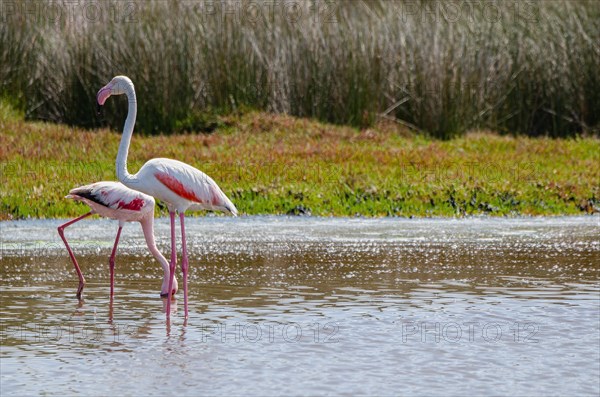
[143, 158, 238, 215]
[68, 182, 153, 212]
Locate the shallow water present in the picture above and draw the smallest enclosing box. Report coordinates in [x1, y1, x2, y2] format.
[1, 216, 599, 396]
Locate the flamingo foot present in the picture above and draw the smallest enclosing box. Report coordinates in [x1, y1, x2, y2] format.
[76, 279, 85, 300]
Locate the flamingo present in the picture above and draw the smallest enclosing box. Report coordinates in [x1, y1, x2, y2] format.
[96, 75, 238, 319]
[57, 181, 178, 301]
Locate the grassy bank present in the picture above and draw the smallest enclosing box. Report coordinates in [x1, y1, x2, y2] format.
[1, 0, 599, 137]
[1, 111, 598, 219]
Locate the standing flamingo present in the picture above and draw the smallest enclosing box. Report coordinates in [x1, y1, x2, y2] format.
[58, 181, 178, 301]
[97, 76, 237, 319]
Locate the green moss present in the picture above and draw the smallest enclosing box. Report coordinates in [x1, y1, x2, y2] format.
[0, 98, 24, 122]
[1, 113, 599, 220]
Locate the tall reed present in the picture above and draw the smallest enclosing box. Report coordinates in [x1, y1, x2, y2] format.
[1, 0, 598, 137]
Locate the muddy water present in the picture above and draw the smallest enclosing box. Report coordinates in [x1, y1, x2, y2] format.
[1, 216, 599, 396]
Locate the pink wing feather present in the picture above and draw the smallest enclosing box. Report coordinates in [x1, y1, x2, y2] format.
[67, 182, 153, 212]
[148, 158, 237, 215]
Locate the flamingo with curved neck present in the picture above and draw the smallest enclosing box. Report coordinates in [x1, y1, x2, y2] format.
[97, 76, 237, 319]
[58, 181, 178, 300]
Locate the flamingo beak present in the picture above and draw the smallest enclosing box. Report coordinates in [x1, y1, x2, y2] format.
[96, 85, 112, 116]
[96, 84, 112, 106]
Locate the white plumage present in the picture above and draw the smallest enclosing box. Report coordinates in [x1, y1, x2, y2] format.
[67, 181, 154, 223]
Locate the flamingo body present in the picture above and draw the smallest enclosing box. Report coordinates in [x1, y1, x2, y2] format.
[58, 181, 177, 300]
[67, 181, 154, 223]
[133, 158, 237, 214]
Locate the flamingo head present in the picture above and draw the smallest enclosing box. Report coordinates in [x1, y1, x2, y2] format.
[96, 75, 134, 106]
[161, 276, 179, 299]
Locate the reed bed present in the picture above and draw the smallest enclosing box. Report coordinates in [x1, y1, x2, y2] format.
[1, 0, 599, 137]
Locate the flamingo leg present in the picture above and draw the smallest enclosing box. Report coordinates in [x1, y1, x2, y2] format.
[166, 211, 177, 318]
[109, 226, 123, 298]
[57, 211, 93, 299]
[179, 213, 189, 319]
[108, 296, 114, 324]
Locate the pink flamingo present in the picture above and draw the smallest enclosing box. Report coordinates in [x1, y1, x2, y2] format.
[58, 181, 178, 301]
[97, 76, 238, 319]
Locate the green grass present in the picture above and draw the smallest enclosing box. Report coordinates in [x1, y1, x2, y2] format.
[1, 0, 598, 137]
[1, 111, 598, 219]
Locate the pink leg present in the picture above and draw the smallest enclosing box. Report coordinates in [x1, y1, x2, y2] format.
[57, 212, 93, 300]
[108, 296, 114, 324]
[109, 226, 123, 298]
[166, 211, 177, 318]
[180, 213, 189, 319]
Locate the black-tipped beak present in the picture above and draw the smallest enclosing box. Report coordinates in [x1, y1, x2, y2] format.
[96, 102, 103, 117]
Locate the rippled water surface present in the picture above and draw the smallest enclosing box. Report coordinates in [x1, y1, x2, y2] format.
[1, 216, 599, 396]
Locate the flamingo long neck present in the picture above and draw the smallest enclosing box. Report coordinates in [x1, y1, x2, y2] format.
[116, 84, 138, 187]
[140, 215, 171, 293]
